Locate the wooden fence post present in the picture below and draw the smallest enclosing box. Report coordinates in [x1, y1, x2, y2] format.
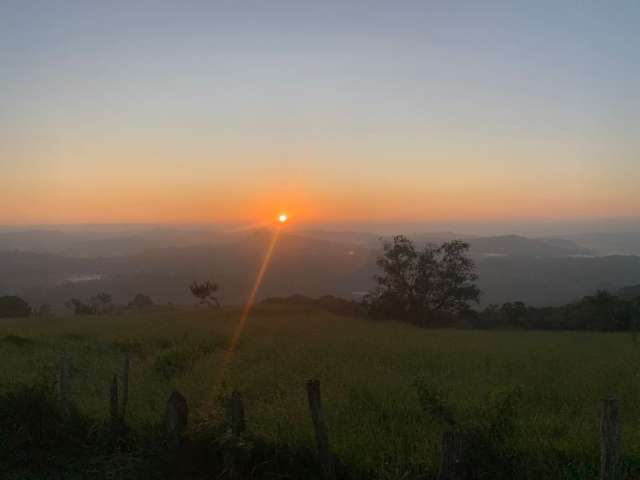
[438, 431, 468, 480]
[121, 355, 130, 419]
[306, 380, 336, 480]
[109, 374, 119, 431]
[59, 354, 70, 420]
[226, 390, 246, 436]
[166, 390, 188, 450]
[600, 397, 621, 480]
[224, 390, 247, 478]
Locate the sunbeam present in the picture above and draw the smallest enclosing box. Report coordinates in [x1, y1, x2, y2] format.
[216, 225, 283, 384]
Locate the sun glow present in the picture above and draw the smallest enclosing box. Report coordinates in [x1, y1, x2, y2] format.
[278, 213, 288, 224]
[216, 227, 281, 384]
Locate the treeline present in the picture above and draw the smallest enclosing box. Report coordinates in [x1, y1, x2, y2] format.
[65, 293, 156, 315]
[0, 279, 222, 319]
[0, 293, 159, 318]
[472, 291, 640, 331]
[364, 235, 640, 332]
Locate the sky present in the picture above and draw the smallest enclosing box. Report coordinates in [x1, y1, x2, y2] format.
[1, 0, 639, 226]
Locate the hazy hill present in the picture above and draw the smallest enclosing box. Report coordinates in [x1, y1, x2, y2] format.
[468, 235, 593, 258]
[565, 232, 640, 256]
[13, 231, 376, 311]
[0, 227, 595, 258]
[2, 228, 639, 310]
[297, 231, 592, 258]
[0, 227, 229, 257]
[476, 255, 640, 306]
[294, 229, 381, 246]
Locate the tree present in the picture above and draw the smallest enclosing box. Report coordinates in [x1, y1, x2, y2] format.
[65, 293, 114, 315]
[582, 290, 628, 331]
[65, 298, 95, 315]
[128, 293, 154, 310]
[630, 296, 640, 345]
[0, 296, 31, 318]
[189, 280, 221, 307]
[90, 292, 114, 315]
[501, 301, 529, 328]
[365, 236, 480, 325]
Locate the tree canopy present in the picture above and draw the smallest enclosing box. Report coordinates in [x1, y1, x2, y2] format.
[189, 280, 221, 307]
[366, 236, 480, 325]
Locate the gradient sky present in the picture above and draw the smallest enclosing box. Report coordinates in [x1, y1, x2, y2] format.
[1, 1, 639, 225]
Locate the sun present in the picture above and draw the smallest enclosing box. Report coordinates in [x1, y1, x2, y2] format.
[278, 213, 288, 224]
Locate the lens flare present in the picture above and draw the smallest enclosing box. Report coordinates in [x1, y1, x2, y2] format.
[216, 227, 282, 384]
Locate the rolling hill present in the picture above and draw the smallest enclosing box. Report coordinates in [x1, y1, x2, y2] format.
[0, 229, 639, 311]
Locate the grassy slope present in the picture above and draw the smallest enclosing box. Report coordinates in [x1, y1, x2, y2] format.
[1, 306, 640, 478]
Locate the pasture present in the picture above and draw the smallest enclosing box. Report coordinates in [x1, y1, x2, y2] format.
[1, 305, 640, 479]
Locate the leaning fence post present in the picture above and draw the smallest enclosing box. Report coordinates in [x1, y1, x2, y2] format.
[438, 431, 468, 480]
[59, 354, 70, 420]
[121, 355, 130, 419]
[224, 390, 247, 478]
[226, 390, 246, 436]
[600, 397, 621, 480]
[306, 380, 336, 480]
[166, 390, 188, 450]
[109, 374, 119, 431]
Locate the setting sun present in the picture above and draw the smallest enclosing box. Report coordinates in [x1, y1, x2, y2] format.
[278, 214, 289, 224]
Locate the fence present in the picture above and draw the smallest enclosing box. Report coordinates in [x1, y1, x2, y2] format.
[57, 354, 623, 480]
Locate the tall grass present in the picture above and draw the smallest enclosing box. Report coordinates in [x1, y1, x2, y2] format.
[1, 305, 639, 478]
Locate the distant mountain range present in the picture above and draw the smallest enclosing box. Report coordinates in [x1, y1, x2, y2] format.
[1, 227, 640, 311]
[563, 232, 640, 256]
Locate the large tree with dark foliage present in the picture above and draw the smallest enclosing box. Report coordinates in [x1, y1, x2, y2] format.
[189, 280, 221, 307]
[128, 293, 154, 310]
[366, 235, 480, 325]
[0, 296, 31, 318]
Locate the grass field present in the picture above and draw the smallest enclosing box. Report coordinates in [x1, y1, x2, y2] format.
[2, 305, 640, 479]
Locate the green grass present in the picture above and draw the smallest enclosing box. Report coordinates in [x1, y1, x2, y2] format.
[1, 305, 640, 478]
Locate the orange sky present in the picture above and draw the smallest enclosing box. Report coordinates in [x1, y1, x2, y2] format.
[2, 2, 639, 226]
[2, 170, 637, 226]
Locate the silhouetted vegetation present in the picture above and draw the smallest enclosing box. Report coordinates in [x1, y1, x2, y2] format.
[473, 290, 640, 332]
[128, 293, 154, 310]
[189, 280, 221, 307]
[65, 292, 114, 315]
[365, 236, 480, 326]
[0, 295, 31, 318]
